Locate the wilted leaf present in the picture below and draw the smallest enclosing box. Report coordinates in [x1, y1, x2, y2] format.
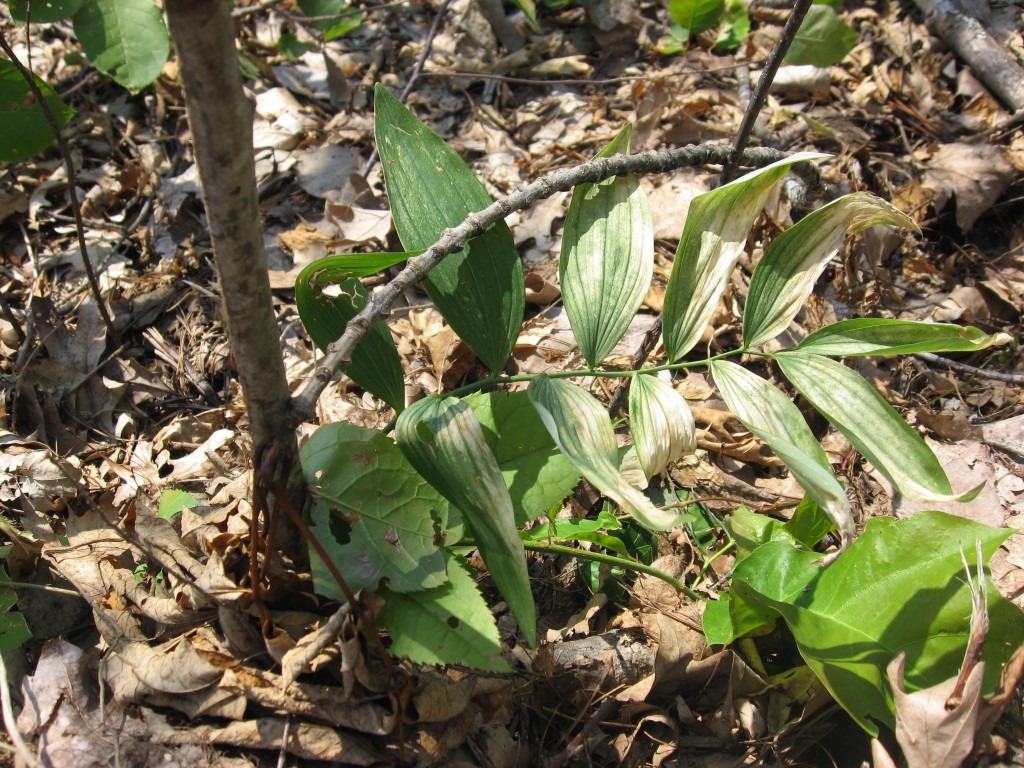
[796, 318, 1012, 357]
[628, 374, 696, 480]
[921, 143, 1015, 233]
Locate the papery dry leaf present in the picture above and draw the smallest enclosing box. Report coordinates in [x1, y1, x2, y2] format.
[921, 143, 1015, 232]
[0, 431, 81, 518]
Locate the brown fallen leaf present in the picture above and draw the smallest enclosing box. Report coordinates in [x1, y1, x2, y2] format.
[921, 142, 1015, 233]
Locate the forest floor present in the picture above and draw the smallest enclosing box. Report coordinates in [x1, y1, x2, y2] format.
[1, 0, 1024, 766]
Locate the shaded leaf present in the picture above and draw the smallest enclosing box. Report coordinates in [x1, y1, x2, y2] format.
[8, 0, 84, 23]
[375, 84, 524, 373]
[0, 60, 75, 162]
[628, 374, 696, 480]
[786, 5, 857, 67]
[668, 0, 725, 35]
[796, 318, 1012, 357]
[73, 0, 170, 90]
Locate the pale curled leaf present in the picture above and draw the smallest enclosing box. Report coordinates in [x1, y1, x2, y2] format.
[744, 194, 918, 349]
[561, 124, 654, 367]
[663, 152, 827, 361]
[628, 374, 696, 480]
[796, 318, 1012, 357]
[710, 360, 854, 551]
[396, 396, 536, 646]
[528, 376, 687, 531]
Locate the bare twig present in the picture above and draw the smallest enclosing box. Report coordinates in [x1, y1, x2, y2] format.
[289, 144, 812, 424]
[914, 351, 1024, 384]
[722, 0, 813, 181]
[0, 29, 120, 346]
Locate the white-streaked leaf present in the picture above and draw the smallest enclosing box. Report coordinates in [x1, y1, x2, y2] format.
[396, 396, 536, 646]
[629, 374, 696, 480]
[528, 376, 687, 531]
[662, 152, 827, 361]
[775, 352, 979, 505]
[744, 194, 918, 348]
[795, 319, 1013, 357]
[561, 124, 654, 367]
[711, 360, 854, 551]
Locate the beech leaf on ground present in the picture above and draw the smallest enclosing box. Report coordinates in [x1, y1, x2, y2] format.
[921, 143, 1015, 233]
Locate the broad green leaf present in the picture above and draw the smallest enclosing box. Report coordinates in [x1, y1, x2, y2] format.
[668, 0, 725, 35]
[300, 423, 452, 600]
[295, 258, 406, 410]
[396, 397, 536, 646]
[9, 0, 84, 22]
[561, 125, 654, 367]
[0, 570, 31, 653]
[157, 489, 198, 521]
[528, 376, 688, 532]
[714, 0, 749, 50]
[0, 60, 75, 162]
[465, 390, 580, 526]
[374, 85, 524, 373]
[628, 374, 696, 480]
[711, 360, 853, 549]
[73, 0, 170, 90]
[378, 551, 510, 672]
[733, 512, 1024, 735]
[744, 194, 917, 348]
[775, 352, 973, 504]
[786, 5, 857, 67]
[796, 318, 1013, 357]
[662, 152, 827, 361]
[784, 495, 836, 549]
[521, 508, 630, 558]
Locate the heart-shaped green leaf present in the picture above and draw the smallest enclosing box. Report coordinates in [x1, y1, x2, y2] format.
[795, 319, 1013, 357]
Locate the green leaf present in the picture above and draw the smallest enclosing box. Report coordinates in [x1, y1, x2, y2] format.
[157, 489, 199, 521]
[8, 0, 84, 23]
[711, 360, 853, 549]
[300, 423, 452, 599]
[464, 390, 580, 526]
[0, 567, 30, 652]
[297, 0, 362, 38]
[73, 0, 170, 90]
[378, 551, 510, 672]
[396, 397, 536, 646]
[510, 0, 539, 27]
[295, 256, 407, 411]
[628, 374, 696, 480]
[775, 352, 971, 504]
[0, 60, 75, 162]
[561, 125, 654, 367]
[374, 84, 525, 373]
[277, 32, 317, 61]
[668, 0, 725, 36]
[662, 152, 826, 361]
[732, 512, 1024, 735]
[714, 0, 749, 50]
[796, 318, 1013, 357]
[522, 507, 630, 557]
[784, 495, 836, 549]
[786, 5, 857, 67]
[528, 376, 687, 532]
[743, 194, 917, 349]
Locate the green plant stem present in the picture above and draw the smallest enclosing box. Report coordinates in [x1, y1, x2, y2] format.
[2, 581, 80, 597]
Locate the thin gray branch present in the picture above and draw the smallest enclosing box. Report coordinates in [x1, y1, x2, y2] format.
[289, 144, 817, 424]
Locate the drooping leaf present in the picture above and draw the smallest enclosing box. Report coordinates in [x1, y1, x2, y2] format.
[464, 390, 580, 526]
[795, 318, 1013, 357]
[775, 352, 976, 504]
[561, 125, 654, 367]
[396, 396, 536, 646]
[73, 0, 170, 90]
[528, 376, 688, 532]
[374, 84, 525, 373]
[714, 0, 750, 50]
[378, 551, 510, 672]
[668, 0, 725, 35]
[710, 360, 853, 549]
[157, 489, 199, 521]
[732, 512, 1024, 735]
[628, 374, 696, 480]
[0, 60, 75, 162]
[662, 152, 827, 361]
[786, 5, 857, 67]
[743, 194, 917, 348]
[300, 423, 452, 600]
[295, 254, 409, 410]
[8, 0, 84, 23]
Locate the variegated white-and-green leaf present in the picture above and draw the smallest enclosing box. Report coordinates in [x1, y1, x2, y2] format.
[662, 152, 828, 361]
[795, 318, 1012, 357]
[743, 194, 917, 349]
[528, 376, 687, 531]
[629, 374, 696, 480]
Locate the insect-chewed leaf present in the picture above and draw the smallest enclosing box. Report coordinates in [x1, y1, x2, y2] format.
[528, 376, 688, 532]
[374, 84, 524, 373]
[775, 352, 979, 505]
[295, 258, 406, 410]
[561, 124, 654, 367]
[662, 152, 827, 361]
[628, 374, 696, 480]
[744, 194, 918, 349]
[710, 360, 854, 551]
[795, 318, 1013, 357]
[396, 396, 536, 646]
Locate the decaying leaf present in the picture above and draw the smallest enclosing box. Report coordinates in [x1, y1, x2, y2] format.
[921, 142, 1015, 232]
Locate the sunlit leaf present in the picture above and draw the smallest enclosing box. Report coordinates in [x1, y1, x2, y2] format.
[528, 376, 688, 531]
[662, 152, 827, 361]
[628, 374, 696, 480]
[744, 194, 917, 349]
[74, 0, 170, 90]
[714, 0, 749, 50]
[795, 318, 1013, 357]
[786, 5, 857, 67]
[668, 0, 725, 35]
[561, 124, 654, 367]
